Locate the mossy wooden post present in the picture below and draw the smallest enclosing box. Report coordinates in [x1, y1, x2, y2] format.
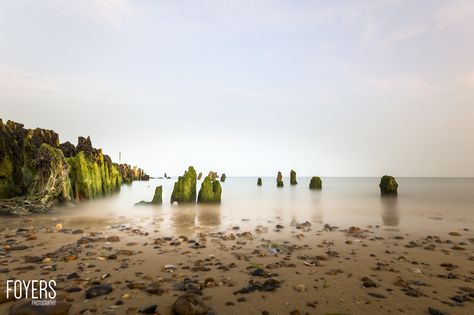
[379, 175, 398, 195]
[197, 176, 222, 203]
[276, 171, 283, 187]
[290, 170, 297, 185]
[257, 177, 262, 186]
[197, 172, 202, 180]
[170, 166, 197, 204]
[220, 173, 226, 182]
[309, 176, 322, 190]
[151, 185, 162, 204]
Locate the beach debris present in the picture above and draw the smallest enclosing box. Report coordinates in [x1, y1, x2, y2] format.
[257, 177, 262, 186]
[220, 173, 226, 182]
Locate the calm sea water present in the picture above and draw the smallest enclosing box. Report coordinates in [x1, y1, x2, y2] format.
[2, 177, 474, 236]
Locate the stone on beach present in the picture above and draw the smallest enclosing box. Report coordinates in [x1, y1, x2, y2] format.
[172, 292, 210, 315]
[220, 173, 226, 182]
[257, 177, 262, 186]
[379, 175, 398, 195]
[9, 300, 70, 315]
[85, 284, 113, 299]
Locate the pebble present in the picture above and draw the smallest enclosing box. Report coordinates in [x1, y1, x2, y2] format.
[9, 300, 70, 315]
[173, 292, 210, 315]
[85, 285, 113, 299]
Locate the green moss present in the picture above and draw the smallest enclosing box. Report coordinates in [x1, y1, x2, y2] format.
[0, 154, 15, 198]
[198, 176, 222, 203]
[66, 151, 121, 200]
[309, 176, 322, 190]
[151, 185, 162, 204]
[257, 177, 262, 186]
[276, 171, 283, 187]
[380, 175, 398, 195]
[170, 166, 197, 203]
[290, 170, 297, 185]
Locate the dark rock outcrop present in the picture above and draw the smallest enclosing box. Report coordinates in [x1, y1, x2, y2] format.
[198, 176, 222, 203]
[290, 170, 297, 185]
[276, 171, 283, 187]
[220, 173, 226, 182]
[171, 166, 197, 204]
[0, 119, 147, 215]
[309, 176, 322, 190]
[379, 175, 398, 195]
[257, 177, 262, 186]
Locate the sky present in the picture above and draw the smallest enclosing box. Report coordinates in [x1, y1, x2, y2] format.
[1, 0, 474, 177]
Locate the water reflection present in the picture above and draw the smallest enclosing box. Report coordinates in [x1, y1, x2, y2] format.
[197, 204, 221, 227]
[170, 205, 196, 236]
[309, 189, 324, 224]
[380, 196, 399, 226]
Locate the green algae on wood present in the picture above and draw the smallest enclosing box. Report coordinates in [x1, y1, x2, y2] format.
[257, 177, 262, 186]
[136, 185, 162, 205]
[198, 176, 222, 203]
[171, 166, 197, 204]
[309, 176, 322, 190]
[290, 170, 297, 185]
[379, 175, 398, 195]
[276, 171, 284, 187]
[151, 185, 162, 204]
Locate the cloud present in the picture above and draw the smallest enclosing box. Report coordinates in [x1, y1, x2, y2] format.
[52, 0, 141, 31]
[0, 66, 61, 99]
[458, 71, 474, 88]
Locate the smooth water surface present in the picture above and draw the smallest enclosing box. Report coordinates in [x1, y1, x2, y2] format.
[1, 177, 473, 236]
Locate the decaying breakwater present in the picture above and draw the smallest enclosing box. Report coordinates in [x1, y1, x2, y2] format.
[0, 119, 148, 215]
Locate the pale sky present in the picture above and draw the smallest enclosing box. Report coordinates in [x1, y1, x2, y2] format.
[1, 0, 473, 177]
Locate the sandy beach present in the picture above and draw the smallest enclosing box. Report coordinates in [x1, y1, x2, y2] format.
[1, 213, 473, 315]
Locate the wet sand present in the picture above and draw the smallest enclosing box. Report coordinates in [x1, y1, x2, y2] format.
[1, 215, 473, 315]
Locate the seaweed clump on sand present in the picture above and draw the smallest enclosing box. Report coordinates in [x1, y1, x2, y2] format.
[171, 166, 197, 204]
[198, 176, 222, 203]
[309, 176, 322, 190]
[379, 175, 398, 196]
